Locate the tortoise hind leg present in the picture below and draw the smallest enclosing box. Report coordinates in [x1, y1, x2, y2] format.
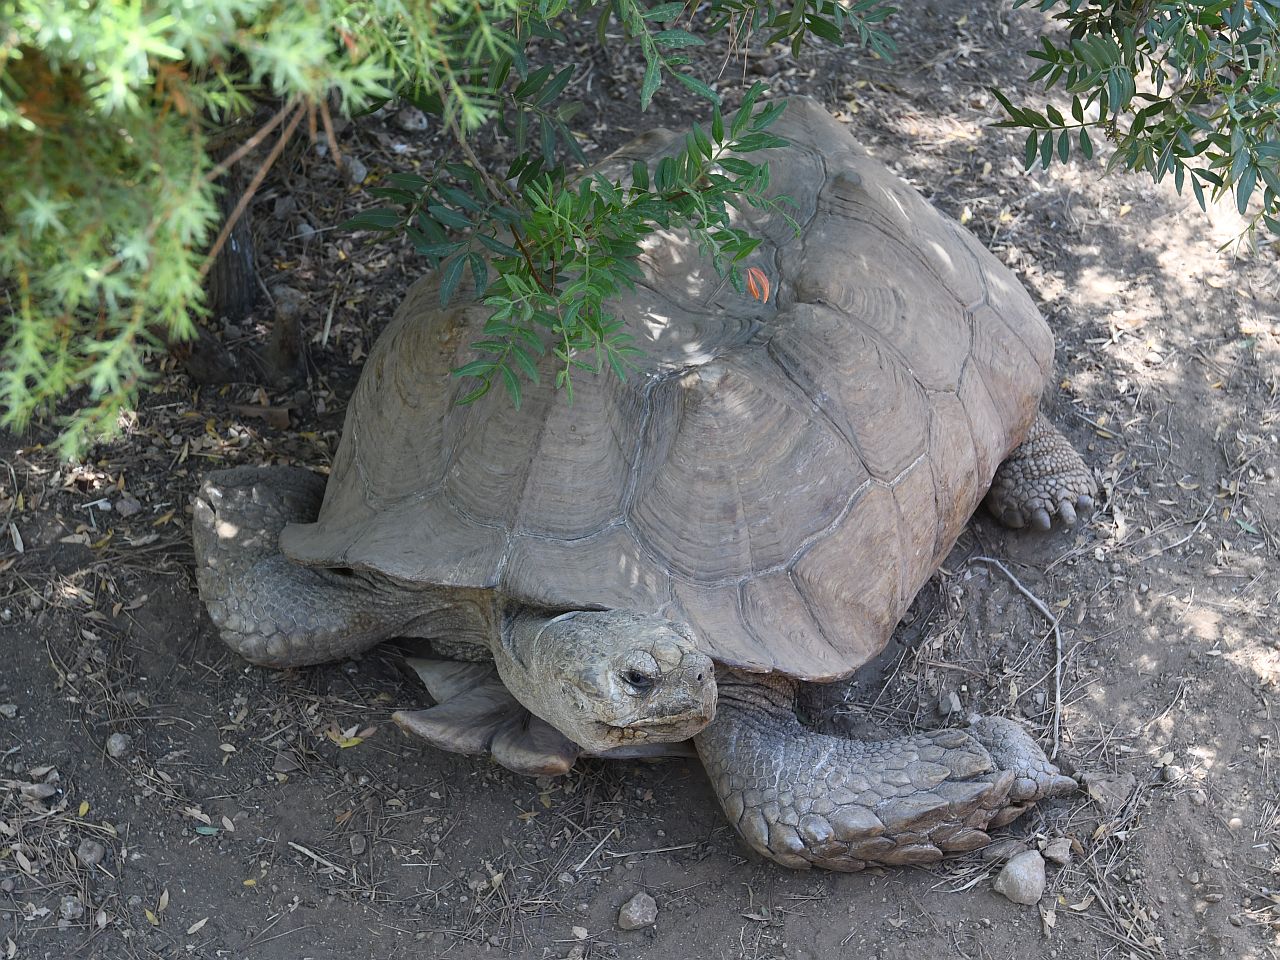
[986, 413, 1095, 531]
[694, 672, 1074, 871]
[193, 466, 409, 667]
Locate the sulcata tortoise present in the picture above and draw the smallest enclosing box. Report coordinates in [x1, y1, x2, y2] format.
[194, 98, 1095, 872]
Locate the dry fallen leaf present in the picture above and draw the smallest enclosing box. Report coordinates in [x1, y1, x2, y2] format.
[187, 917, 209, 935]
[229, 404, 292, 429]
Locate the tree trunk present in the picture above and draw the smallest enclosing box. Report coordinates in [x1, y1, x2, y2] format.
[206, 167, 259, 323]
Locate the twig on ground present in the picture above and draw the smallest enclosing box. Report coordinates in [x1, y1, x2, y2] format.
[287, 840, 349, 875]
[971, 556, 1064, 757]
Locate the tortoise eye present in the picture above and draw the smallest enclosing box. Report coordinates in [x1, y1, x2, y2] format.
[622, 670, 655, 694]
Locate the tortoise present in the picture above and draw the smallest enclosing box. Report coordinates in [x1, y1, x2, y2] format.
[193, 98, 1094, 872]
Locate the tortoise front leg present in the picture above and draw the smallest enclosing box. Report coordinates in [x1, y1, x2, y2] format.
[194, 466, 417, 667]
[986, 412, 1095, 531]
[694, 672, 1074, 872]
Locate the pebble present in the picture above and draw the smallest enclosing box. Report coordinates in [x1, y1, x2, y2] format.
[1161, 764, 1184, 783]
[395, 105, 430, 132]
[272, 195, 297, 220]
[0, 703, 17, 719]
[937, 690, 962, 716]
[618, 891, 658, 930]
[114, 494, 142, 517]
[350, 834, 367, 855]
[1228, 816, 1244, 830]
[76, 838, 106, 867]
[1, 878, 14, 893]
[571, 926, 588, 940]
[345, 156, 369, 185]
[1083, 770, 1136, 815]
[980, 838, 1029, 862]
[993, 851, 1046, 905]
[60, 896, 85, 921]
[1042, 837, 1073, 866]
[105, 733, 132, 759]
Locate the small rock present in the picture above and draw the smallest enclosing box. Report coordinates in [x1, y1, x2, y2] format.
[20, 782, 57, 800]
[1, 878, 14, 893]
[1083, 770, 1136, 815]
[272, 195, 297, 220]
[269, 284, 305, 318]
[113, 494, 142, 517]
[993, 851, 1046, 905]
[395, 105, 430, 132]
[1042, 837, 1072, 866]
[345, 156, 368, 185]
[349, 834, 367, 855]
[0, 703, 17, 719]
[618, 891, 658, 930]
[60, 896, 85, 921]
[571, 926, 588, 940]
[76, 839, 106, 867]
[749, 57, 780, 76]
[105, 733, 132, 759]
[1227, 816, 1244, 830]
[1161, 764, 1184, 783]
[937, 690, 962, 716]
[980, 838, 1029, 862]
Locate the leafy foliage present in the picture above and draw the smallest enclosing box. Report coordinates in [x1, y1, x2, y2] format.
[348, 85, 795, 406]
[994, 0, 1280, 237]
[0, 0, 898, 453]
[5, 0, 1276, 454]
[0, 0, 519, 452]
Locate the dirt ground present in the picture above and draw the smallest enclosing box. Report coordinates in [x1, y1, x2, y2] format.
[3, 2, 1279, 959]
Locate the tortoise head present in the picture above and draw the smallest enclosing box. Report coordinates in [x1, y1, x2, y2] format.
[506, 610, 717, 754]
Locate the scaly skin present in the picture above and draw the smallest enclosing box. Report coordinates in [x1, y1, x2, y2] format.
[193, 466, 423, 666]
[986, 413, 1096, 531]
[694, 672, 1075, 871]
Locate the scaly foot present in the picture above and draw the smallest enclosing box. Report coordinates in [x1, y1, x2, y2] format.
[986, 413, 1095, 531]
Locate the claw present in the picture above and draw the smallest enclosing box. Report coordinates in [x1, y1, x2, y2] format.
[1031, 507, 1052, 531]
[1057, 499, 1077, 526]
[1002, 508, 1025, 529]
[1076, 494, 1094, 514]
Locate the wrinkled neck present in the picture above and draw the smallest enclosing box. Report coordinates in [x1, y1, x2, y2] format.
[490, 607, 586, 735]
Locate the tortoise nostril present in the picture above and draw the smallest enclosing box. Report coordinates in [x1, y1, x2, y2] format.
[696, 673, 704, 682]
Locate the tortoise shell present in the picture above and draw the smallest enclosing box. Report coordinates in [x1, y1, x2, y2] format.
[279, 98, 1053, 681]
